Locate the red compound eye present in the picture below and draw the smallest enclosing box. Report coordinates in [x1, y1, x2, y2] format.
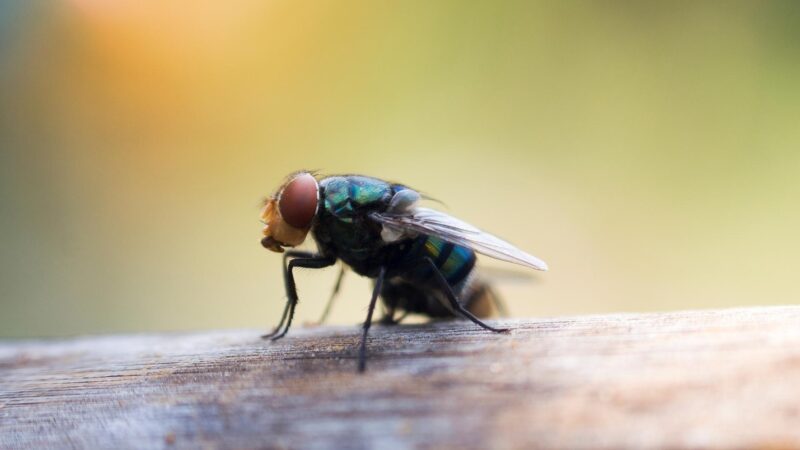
[278, 173, 319, 228]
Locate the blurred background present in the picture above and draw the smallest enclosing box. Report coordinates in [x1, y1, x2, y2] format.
[1, 1, 799, 338]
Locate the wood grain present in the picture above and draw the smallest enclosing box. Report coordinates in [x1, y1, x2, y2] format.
[2, 306, 800, 449]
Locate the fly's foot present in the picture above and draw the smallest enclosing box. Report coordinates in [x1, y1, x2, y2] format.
[261, 329, 280, 339]
[485, 323, 511, 333]
[269, 330, 289, 341]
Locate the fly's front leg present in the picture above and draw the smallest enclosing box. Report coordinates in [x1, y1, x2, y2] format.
[270, 254, 337, 341]
[263, 252, 335, 340]
[423, 257, 509, 333]
[358, 266, 386, 372]
[261, 250, 316, 339]
[270, 254, 336, 341]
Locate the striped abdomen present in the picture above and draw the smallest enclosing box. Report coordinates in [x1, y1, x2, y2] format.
[379, 235, 501, 319]
[419, 235, 476, 286]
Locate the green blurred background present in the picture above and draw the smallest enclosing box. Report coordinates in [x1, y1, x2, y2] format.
[1, 1, 799, 338]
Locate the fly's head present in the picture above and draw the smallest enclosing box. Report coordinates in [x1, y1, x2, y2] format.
[260, 172, 319, 253]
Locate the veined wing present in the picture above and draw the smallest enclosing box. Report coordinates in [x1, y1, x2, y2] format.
[370, 207, 548, 271]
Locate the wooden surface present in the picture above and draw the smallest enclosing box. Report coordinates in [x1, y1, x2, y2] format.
[2, 306, 800, 449]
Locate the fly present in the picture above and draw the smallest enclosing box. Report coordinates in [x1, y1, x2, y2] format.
[259, 171, 548, 372]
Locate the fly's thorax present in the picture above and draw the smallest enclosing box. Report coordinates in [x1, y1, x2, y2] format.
[311, 175, 409, 272]
[319, 175, 394, 219]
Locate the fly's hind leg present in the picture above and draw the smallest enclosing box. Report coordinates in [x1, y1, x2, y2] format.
[423, 257, 509, 333]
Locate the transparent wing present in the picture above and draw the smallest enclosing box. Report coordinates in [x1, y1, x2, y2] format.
[370, 207, 548, 271]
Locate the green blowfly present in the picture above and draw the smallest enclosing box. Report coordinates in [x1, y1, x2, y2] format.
[260, 171, 548, 372]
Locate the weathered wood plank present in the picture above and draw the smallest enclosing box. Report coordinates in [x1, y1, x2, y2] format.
[2, 306, 800, 449]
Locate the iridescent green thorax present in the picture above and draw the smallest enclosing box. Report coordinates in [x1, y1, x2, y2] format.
[319, 176, 393, 223]
[313, 176, 401, 270]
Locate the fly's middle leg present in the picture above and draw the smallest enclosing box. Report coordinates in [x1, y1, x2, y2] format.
[316, 265, 346, 325]
[358, 266, 386, 372]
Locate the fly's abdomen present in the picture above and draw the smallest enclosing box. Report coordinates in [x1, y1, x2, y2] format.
[381, 235, 498, 319]
[419, 235, 476, 286]
[411, 236, 475, 284]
